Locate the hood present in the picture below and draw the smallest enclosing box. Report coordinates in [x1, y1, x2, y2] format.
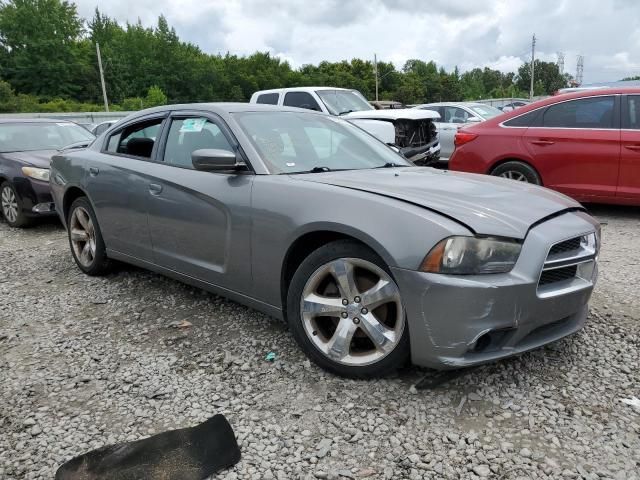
[344, 109, 440, 121]
[1, 150, 57, 169]
[295, 168, 581, 238]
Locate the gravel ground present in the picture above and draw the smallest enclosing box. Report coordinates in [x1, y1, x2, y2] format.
[0, 205, 639, 480]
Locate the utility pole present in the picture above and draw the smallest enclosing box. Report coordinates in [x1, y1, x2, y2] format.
[529, 34, 536, 100]
[374, 53, 379, 102]
[96, 42, 109, 112]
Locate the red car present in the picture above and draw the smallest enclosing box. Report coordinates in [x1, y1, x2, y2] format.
[449, 88, 640, 205]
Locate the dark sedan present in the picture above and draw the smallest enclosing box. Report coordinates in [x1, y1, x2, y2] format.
[0, 119, 95, 227]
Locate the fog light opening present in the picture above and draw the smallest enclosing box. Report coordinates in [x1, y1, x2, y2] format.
[472, 333, 492, 353]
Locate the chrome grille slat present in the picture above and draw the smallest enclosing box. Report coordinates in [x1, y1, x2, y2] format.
[538, 233, 597, 292]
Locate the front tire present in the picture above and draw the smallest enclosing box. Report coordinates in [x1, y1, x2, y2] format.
[67, 197, 111, 276]
[286, 240, 410, 378]
[1, 181, 33, 228]
[491, 161, 542, 185]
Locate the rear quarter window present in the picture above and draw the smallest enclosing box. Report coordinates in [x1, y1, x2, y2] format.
[256, 93, 279, 105]
[503, 109, 542, 127]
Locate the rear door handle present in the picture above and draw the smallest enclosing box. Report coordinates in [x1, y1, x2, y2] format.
[530, 139, 555, 146]
[149, 183, 163, 195]
[624, 144, 640, 151]
[89, 167, 99, 176]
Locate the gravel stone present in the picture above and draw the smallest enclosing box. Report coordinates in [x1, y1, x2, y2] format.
[1, 205, 639, 479]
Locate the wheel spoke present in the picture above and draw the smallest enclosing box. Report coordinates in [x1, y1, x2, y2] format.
[80, 241, 92, 264]
[360, 279, 400, 311]
[76, 209, 90, 230]
[70, 228, 89, 242]
[302, 293, 345, 318]
[359, 312, 396, 353]
[329, 259, 358, 299]
[325, 318, 357, 361]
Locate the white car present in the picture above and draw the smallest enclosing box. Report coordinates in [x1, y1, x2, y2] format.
[250, 87, 440, 165]
[413, 102, 503, 163]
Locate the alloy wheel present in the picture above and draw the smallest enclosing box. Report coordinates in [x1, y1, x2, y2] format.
[69, 206, 97, 268]
[300, 257, 405, 366]
[499, 170, 528, 182]
[1, 186, 19, 223]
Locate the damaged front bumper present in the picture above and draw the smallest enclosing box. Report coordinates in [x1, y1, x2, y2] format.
[392, 210, 599, 370]
[401, 141, 440, 166]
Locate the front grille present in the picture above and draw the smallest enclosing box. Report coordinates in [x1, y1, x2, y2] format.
[549, 237, 581, 256]
[539, 265, 578, 286]
[538, 234, 597, 294]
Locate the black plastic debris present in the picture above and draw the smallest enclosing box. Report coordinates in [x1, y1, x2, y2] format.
[55, 414, 241, 480]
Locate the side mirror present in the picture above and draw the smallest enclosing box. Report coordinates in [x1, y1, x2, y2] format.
[191, 149, 244, 171]
[466, 116, 482, 123]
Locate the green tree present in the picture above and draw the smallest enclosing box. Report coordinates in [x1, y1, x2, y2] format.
[0, 0, 90, 98]
[144, 85, 167, 107]
[516, 60, 571, 95]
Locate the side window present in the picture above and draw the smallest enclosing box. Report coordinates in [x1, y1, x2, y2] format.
[503, 109, 542, 127]
[443, 107, 469, 123]
[625, 96, 640, 129]
[257, 93, 279, 105]
[283, 92, 321, 111]
[163, 117, 234, 169]
[542, 96, 615, 129]
[106, 118, 163, 158]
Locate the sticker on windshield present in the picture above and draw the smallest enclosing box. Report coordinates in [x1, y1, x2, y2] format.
[286, 162, 296, 167]
[179, 118, 206, 133]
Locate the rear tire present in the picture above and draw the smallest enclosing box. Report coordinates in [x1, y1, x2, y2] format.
[491, 161, 541, 185]
[1, 181, 33, 228]
[286, 240, 410, 378]
[67, 197, 111, 276]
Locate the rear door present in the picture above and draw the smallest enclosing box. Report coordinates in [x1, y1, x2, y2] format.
[145, 111, 253, 292]
[523, 95, 620, 199]
[87, 114, 166, 262]
[619, 94, 640, 200]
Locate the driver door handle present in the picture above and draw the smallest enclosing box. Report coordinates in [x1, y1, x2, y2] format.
[624, 144, 640, 151]
[149, 183, 163, 195]
[530, 139, 555, 146]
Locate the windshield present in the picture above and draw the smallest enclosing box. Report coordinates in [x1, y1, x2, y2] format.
[235, 112, 412, 174]
[316, 90, 374, 115]
[0, 122, 95, 153]
[469, 105, 503, 119]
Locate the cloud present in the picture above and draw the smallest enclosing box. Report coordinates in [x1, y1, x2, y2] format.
[74, 0, 640, 83]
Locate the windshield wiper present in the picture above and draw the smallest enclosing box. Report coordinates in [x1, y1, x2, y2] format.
[285, 166, 353, 174]
[338, 109, 355, 116]
[374, 162, 403, 168]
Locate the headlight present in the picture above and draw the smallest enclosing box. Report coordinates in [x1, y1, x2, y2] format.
[21, 166, 50, 182]
[420, 236, 522, 274]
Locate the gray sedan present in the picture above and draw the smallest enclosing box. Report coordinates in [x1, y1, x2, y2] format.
[50, 104, 599, 378]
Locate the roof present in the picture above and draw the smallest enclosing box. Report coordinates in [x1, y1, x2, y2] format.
[0, 117, 77, 124]
[413, 102, 491, 109]
[252, 86, 353, 95]
[123, 102, 331, 121]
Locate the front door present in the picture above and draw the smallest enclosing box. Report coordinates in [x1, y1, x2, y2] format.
[619, 94, 640, 200]
[523, 95, 620, 199]
[86, 115, 165, 262]
[145, 112, 254, 292]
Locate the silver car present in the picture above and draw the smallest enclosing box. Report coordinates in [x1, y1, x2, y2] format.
[413, 102, 503, 163]
[50, 104, 599, 378]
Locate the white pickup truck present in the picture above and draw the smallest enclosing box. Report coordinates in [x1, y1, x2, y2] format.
[250, 87, 440, 165]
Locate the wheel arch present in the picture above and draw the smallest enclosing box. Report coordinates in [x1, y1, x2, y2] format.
[62, 186, 90, 223]
[280, 227, 394, 318]
[488, 157, 544, 185]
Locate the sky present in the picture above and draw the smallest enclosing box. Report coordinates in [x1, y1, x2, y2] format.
[74, 0, 640, 84]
